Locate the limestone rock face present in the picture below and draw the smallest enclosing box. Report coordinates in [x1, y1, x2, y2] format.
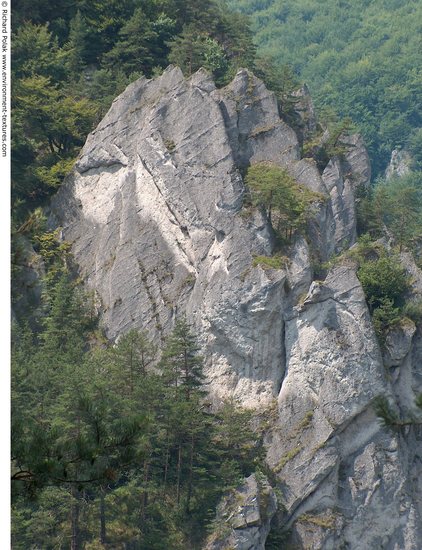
[385, 148, 412, 179]
[266, 263, 422, 549]
[12, 235, 45, 325]
[52, 66, 315, 407]
[384, 320, 416, 368]
[205, 474, 277, 550]
[291, 83, 317, 142]
[322, 134, 370, 254]
[51, 67, 422, 549]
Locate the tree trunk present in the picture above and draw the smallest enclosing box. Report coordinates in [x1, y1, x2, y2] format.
[70, 485, 80, 550]
[100, 488, 106, 544]
[163, 432, 170, 493]
[140, 459, 149, 524]
[186, 433, 195, 514]
[176, 444, 182, 504]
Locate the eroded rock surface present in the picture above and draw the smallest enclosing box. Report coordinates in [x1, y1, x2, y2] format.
[385, 148, 412, 179]
[51, 67, 422, 549]
[266, 263, 422, 549]
[205, 474, 276, 550]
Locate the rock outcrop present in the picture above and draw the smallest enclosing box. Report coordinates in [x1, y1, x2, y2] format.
[385, 148, 412, 180]
[205, 474, 277, 550]
[51, 67, 422, 549]
[12, 235, 45, 325]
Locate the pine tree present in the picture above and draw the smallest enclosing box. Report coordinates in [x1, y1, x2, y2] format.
[168, 24, 209, 77]
[103, 8, 159, 76]
[159, 317, 205, 401]
[64, 10, 90, 76]
[112, 329, 157, 393]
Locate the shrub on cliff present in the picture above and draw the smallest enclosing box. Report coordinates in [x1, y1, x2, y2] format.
[245, 162, 325, 242]
[357, 252, 409, 312]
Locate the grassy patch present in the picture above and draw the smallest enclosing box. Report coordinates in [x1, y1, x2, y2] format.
[288, 410, 314, 440]
[299, 513, 336, 530]
[252, 254, 289, 270]
[274, 446, 302, 473]
[164, 139, 176, 152]
[248, 124, 277, 138]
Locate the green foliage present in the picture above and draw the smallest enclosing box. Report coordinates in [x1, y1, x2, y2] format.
[300, 111, 357, 172]
[63, 10, 91, 74]
[364, 173, 422, 252]
[350, 238, 412, 341]
[12, 72, 97, 220]
[252, 254, 288, 270]
[403, 301, 422, 325]
[104, 8, 175, 76]
[407, 129, 422, 172]
[374, 394, 422, 429]
[168, 19, 250, 86]
[357, 253, 409, 312]
[371, 298, 402, 342]
[159, 317, 205, 400]
[229, 0, 422, 176]
[12, 281, 260, 548]
[12, 22, 65, 81]
[245, 162, 325, 242]
[374, 396, 400, 427]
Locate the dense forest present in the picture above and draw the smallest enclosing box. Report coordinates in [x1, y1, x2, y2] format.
[11, 0, 422, 548]
[229, 0, 422, 175]
[12, 280, 262, 548]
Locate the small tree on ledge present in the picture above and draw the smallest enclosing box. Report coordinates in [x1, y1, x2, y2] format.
[245, 162, 325, 242]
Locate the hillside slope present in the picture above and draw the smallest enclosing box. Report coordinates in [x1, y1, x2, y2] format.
[229, 0, 422, 176]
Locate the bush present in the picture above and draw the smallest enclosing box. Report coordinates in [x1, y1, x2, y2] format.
[244, 162, 325, 242]
[357, 253, 409, 312]
[403, 300, 422, 324]
[372, 298, 402, 342]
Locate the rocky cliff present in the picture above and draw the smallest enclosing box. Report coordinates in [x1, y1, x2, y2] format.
[51, 66, 422, 549]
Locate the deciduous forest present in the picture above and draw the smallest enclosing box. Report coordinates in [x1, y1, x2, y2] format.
[229, 0, 422, 176]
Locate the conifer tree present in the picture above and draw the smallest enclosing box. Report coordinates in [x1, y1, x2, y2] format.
[159, 317, 205, 401]
[64, 10, 90, 76]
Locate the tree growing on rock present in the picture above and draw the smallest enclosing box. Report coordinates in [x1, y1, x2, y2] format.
[245, 162, 325, 242]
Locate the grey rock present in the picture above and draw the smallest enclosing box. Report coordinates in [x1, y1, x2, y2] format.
[265, 263, 422, 549]
[322, 134, 370, 254]
[385, 148, 412, 180]
[291, 83, 317, 142]
[205, 474, 277, 550]
[384, 320, 416, 367]
[214, 68, 300, 170]
[341, 133, 371, 189]
[52, 66, 311, 408]
[50, 67, 422, 549]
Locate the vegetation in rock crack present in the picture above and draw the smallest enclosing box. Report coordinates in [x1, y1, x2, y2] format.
[374, 395, 422, 429]
[339, 237, 413, 342]
[245, 162, 325, 244]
